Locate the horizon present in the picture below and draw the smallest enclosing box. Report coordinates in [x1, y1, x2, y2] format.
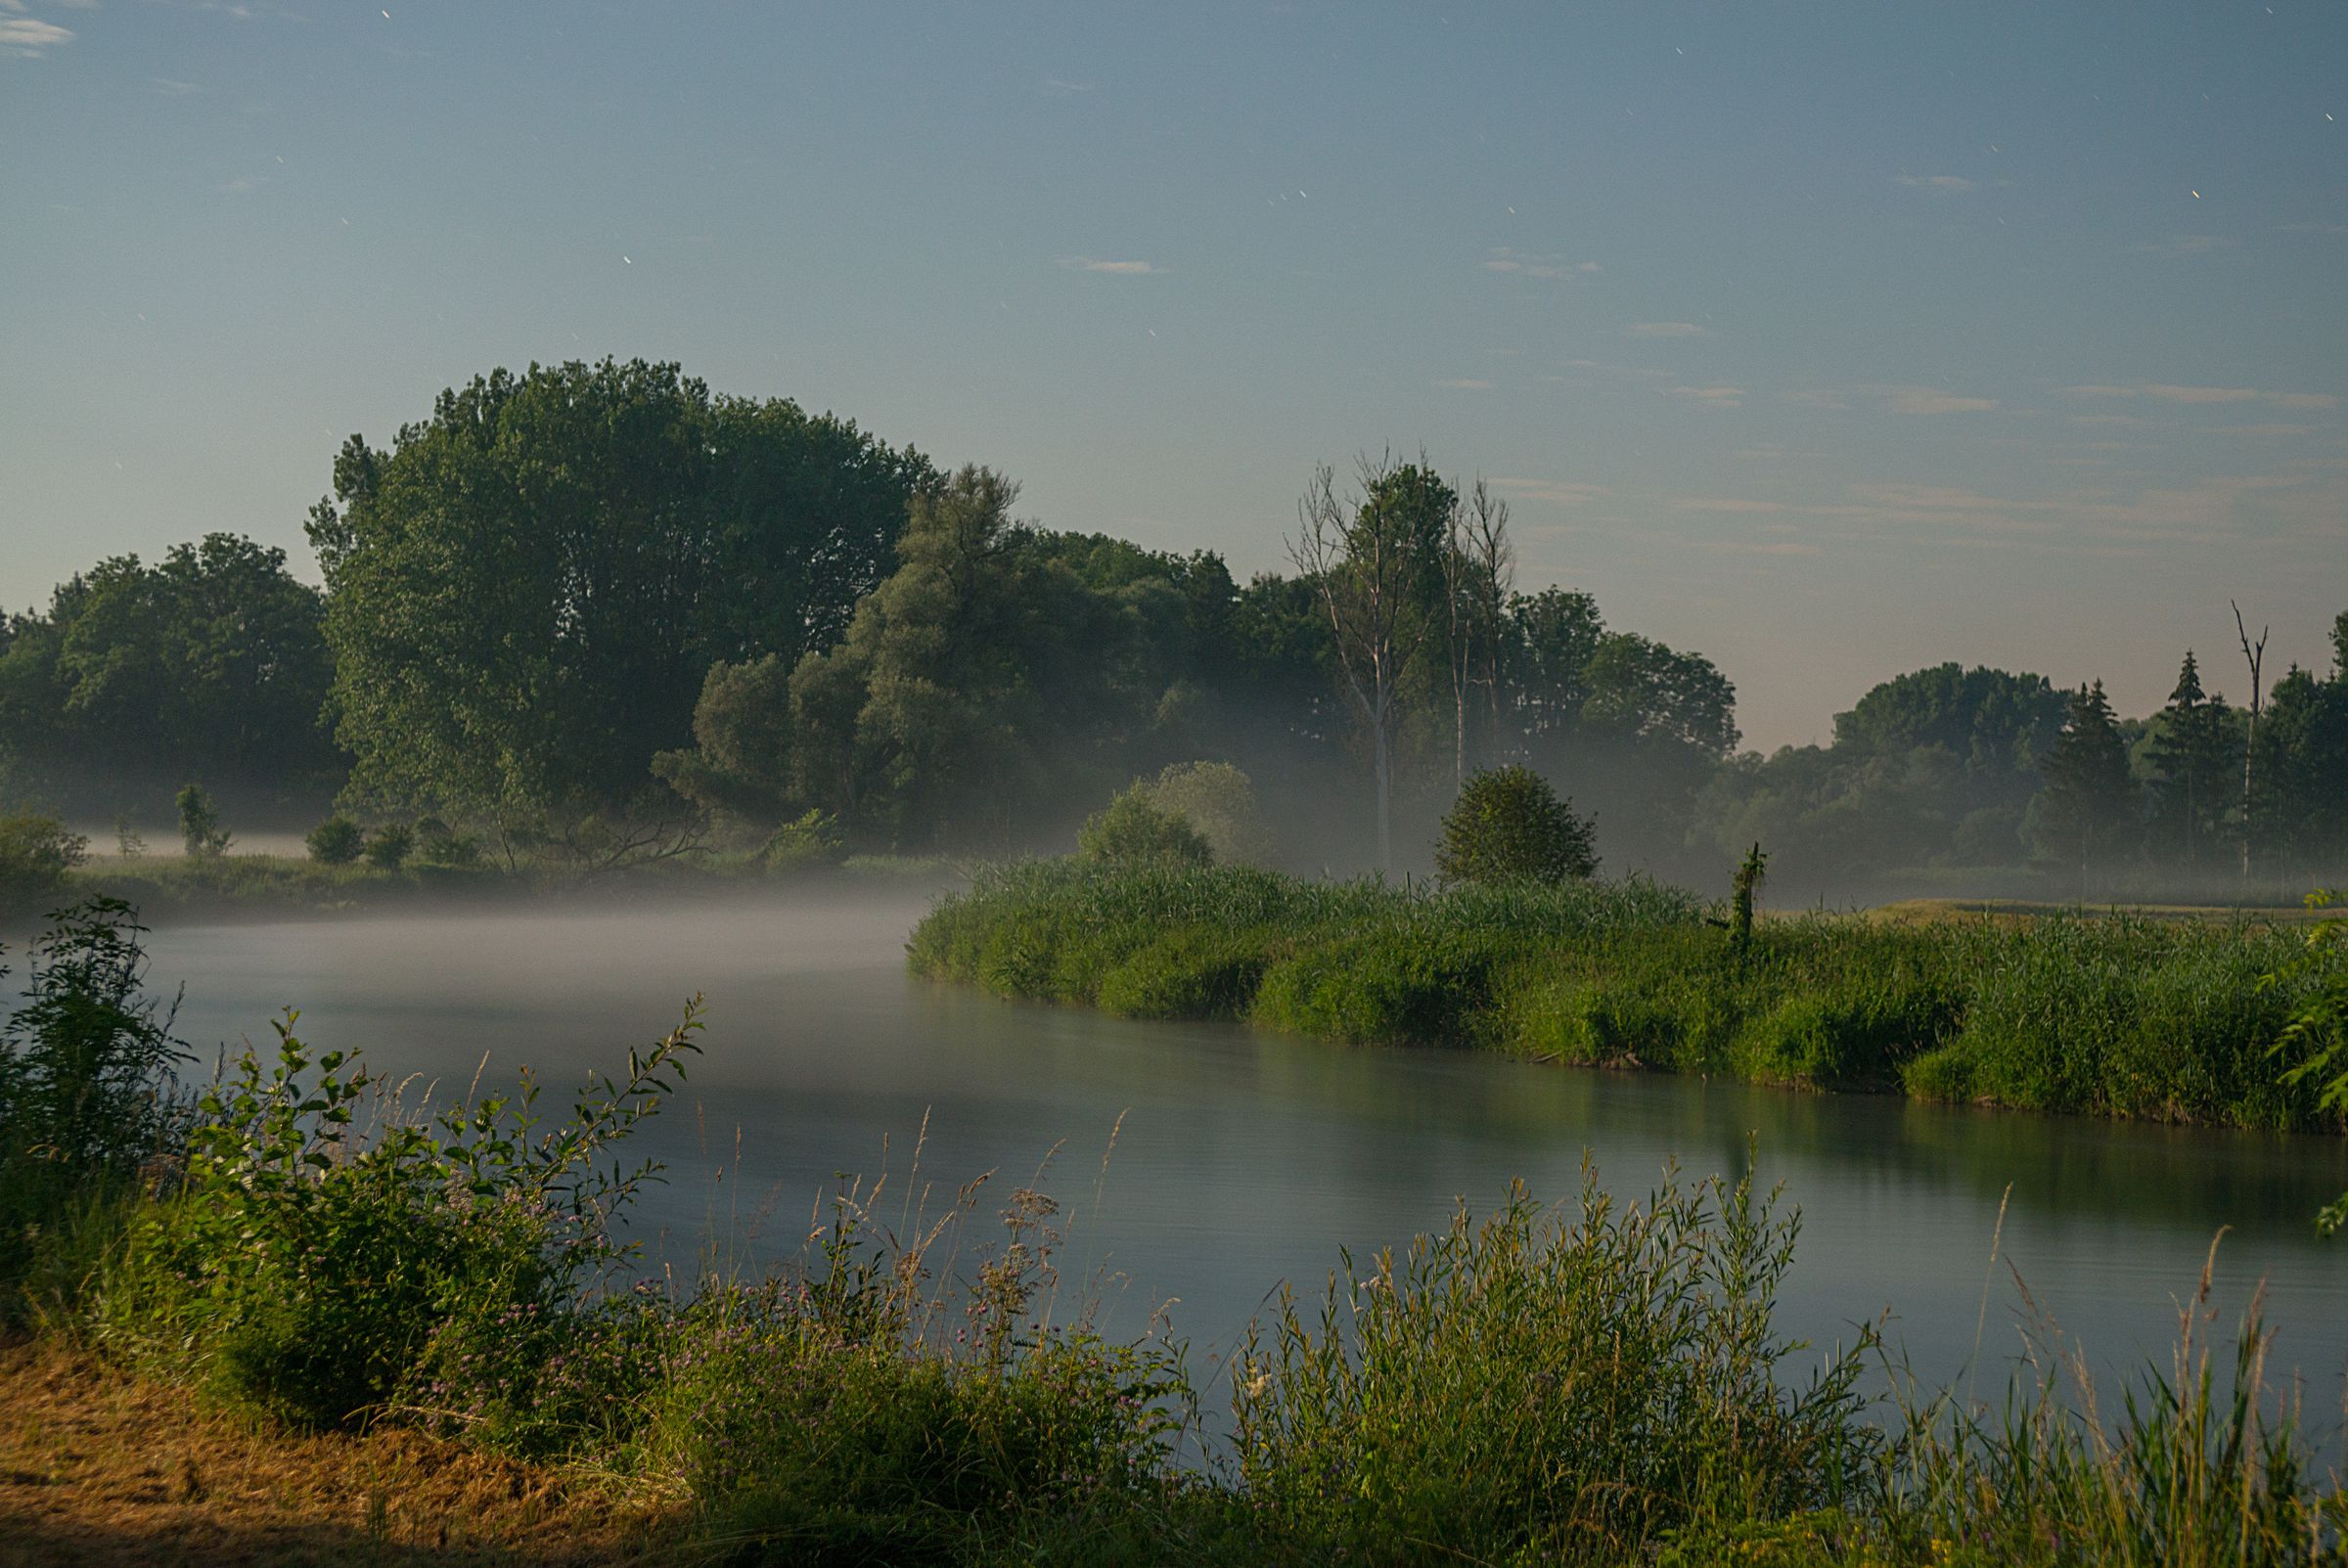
[5, 1, 2342, 750]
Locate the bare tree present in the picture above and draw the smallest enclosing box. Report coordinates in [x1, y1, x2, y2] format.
[1463, 478, 1515, 760]
[1290, 453, 1432, 871]
[2232, 600, 2269, 885]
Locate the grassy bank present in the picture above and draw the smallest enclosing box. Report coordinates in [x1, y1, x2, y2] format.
[908, 861, 2348, 1131]
[6, 898, 2346, 1564]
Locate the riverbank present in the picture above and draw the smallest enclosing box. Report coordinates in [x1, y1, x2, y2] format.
[6, 896, 2345, 1565]
[908, 861, 2348, 1131]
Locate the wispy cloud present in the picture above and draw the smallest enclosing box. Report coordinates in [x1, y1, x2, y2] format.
[1885, 385, 1997, 415]
[1666, 384, 1744, 408]
[1433, 379, 1493, 391]
[0, 16, 74, 54]
[1563, 358, 1672, 381]
[1895, 174, 1976, 192]
[1625, 321, 1710, 338]
[1482, 247, 1599, 281]
[1057, 256, 1157, 274]
[1042, 78, 1094, 94]
[1779, 388, 1849, 411]
[149, 77, 205, 95]
[1490, 477, 1610, 508]
[2063, 382, 2334, 410]
[2280, 221, 2348, 235]
[2135, 235, 2239, 256]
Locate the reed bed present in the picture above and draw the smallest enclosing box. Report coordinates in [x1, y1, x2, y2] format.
[909, 861, 2344, 1131]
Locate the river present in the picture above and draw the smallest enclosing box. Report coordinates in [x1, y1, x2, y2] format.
[140, 893, 2348, 1428]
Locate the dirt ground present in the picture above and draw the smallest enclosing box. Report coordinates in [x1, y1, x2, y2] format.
[0, 1342, 683, 1566]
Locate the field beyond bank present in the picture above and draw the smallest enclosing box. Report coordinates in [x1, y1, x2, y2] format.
[908, 861, 2348, 1132]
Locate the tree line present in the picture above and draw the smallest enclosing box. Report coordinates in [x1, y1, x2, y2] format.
[1, 356, 2341, 895]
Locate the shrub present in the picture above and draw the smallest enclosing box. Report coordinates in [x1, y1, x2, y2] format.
[1076, 784, 1213, 870]
[415, 818, 484, 870]
[0, 807, 89, 911]
[303, 815, 364, 866]
[0, 898, 186, 1318]
[1434, 765, 1597, 887]
[1135, 761, 1275, 866]
[174, 784, 230, 858]
[362, 822, 415, 871]
[1232, 1160, 1876, 1563]
[99, 1003, 703, 1429]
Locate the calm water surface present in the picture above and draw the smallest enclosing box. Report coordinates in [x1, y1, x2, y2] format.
[141, 895, 2348, 1425]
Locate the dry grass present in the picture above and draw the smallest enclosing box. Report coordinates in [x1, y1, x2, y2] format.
[1865, 895, 2334, 926]
[0, 1340, 682, 1567]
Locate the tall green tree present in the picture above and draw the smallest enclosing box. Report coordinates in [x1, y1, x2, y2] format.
[0, 535, 334, 809]
[2035, 680, 2137, 888]
[306, 359, 932, 827]
[2145, 650, 2237, 877]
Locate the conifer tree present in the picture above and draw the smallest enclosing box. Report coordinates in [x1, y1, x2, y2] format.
[2146, 651, 2235, 877]
[2036, 680, 2135, 890]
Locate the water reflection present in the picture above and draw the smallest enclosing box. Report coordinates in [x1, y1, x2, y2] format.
[146, 898, 2348, 1419]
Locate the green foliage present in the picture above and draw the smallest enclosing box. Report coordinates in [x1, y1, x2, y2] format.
[2034, 679, 2138, 881]
[99, 1003, 703, 1429]
[303, 815, 364, 865]
[361, 821, 414, 871]
[1131, 761, 1274, 866]
[1232, 1160, 1876, 1563]
[307, 358, 934, 823]
[760, 808, 847, 872]
[1731, 840, 1768, 955]
[0, 898, 185, 1320]
[174, 783, 229, 858]
[2269, 890, 2348, 1232]
[0, 534, 337, 811]
[0, 806, 89, 912]
[913, 863, 2337, 1129]
[1433, 764, 1598, 887]
[1077, 784, 1214, 870]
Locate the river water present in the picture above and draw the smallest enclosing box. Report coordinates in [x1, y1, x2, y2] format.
[139, 894, 2348, 1427]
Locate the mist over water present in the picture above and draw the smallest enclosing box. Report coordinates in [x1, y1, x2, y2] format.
[145, 894, 2348, 1423]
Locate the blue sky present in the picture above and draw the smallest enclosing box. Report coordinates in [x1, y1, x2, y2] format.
[4, 1, 2342, 748]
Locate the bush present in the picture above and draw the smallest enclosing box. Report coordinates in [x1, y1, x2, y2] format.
[99, 1004, 703, 1429]
[1076, 784, 1213, 870]
[0, 807, 89, 911]
[303, 815, 364, 865]
[1135, 761, 1275, 866]
[1434, 765, 1597, 887]
[174, 784, 230, 858]
[415, 818, 484, 870]
[0, 898, 186, 1318]
[1232, 1160, 1875, 1563]
[362, 822, 415, 871]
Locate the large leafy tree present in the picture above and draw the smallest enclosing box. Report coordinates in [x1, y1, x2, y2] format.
[0, 535, 334, 808]
[306, 359, 932, 826]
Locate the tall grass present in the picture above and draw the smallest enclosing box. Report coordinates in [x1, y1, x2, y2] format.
[911, 862, 2346, 1132]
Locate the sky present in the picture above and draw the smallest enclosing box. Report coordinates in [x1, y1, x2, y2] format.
[3, 1, 2343, 750]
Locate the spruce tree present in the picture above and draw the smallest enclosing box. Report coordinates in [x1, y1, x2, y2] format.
[2146, 651, 2235, 877]
[2037, 680, 2135, 890]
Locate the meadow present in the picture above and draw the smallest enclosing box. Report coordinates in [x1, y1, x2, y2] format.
[907, 861, 2346, 1132]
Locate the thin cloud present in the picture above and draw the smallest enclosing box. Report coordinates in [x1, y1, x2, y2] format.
[1490, 478, 1610, 507]
[2206, 424, 2317, 437]
[0, 17, 74, 53]
[1667, 385, 1744, 408]
[1895, 174, 1976, 192]
[1482, 247, 1599, 281]
[1043, 78, 1094, 94]
[2280, 221, 2348, 235]
[1780, 389, 1849, 411]
[1563, 358, 1672, 381]
[1885, 385, 1997, 415]
[1057, 257, 1157, 274]
[1625, 321, 1711, 338]
[149, 77, 205, 94]
[2135, 235, 2239, 256]
[2143, 384, 2260, 404]
[2267, 391, 2337, 410]
[2059, 384, 2139, 398]
[1433, 379, 1493, 391]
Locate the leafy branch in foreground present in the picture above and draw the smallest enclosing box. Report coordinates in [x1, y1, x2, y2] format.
[2268, 889, 2348, 1232]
